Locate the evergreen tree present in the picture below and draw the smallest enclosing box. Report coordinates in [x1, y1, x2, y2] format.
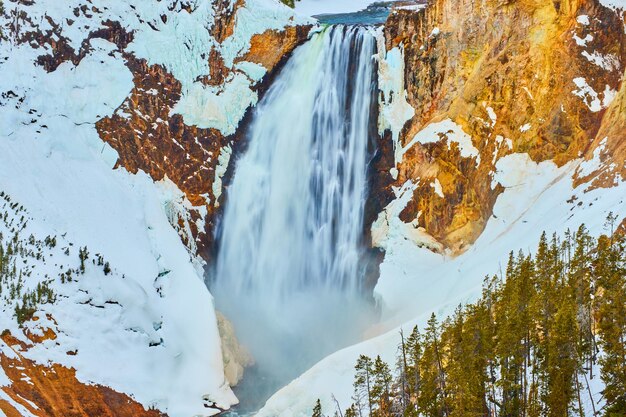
[344, 226, 624, 417]
[595, 233, 626, 416]
[354, 355, 374, 416]
[405, 326, 423, 406]
[418, 313, 448, 417]
[371, 355, 393, 417]
[455, 303, 490, 417]
[397, 328, 410, 416]
[344, 405, 358, 417]
[79, 246, 89, 273]
[312, 399, 323, 417]
[545, 295, 578, 417]
[494, 252, 525, 417]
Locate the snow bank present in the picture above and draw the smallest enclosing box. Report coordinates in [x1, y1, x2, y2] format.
[402, 118, 481, 166]
[0, 2, 251, 414]
[172, 72, 259, 136]
[598, 0, 626, 10]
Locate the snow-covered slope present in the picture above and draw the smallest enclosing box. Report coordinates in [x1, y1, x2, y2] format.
[0, 173, 233, 416]
[0, 0, 310, 415]
[0, 41, 234, 413]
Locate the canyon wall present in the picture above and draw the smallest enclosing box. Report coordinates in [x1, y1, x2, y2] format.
[9, 0, 310, 262]
[378, 0, 625, 252]
[256, 2, 626, 415]
[92, 2, 311, 261]
[0, 0, 311, 415]
[1, 0, 625, 415]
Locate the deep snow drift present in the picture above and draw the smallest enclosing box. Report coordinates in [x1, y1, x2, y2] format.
[212, 25, 379, 408]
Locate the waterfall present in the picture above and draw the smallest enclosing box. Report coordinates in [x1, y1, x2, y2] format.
[212, 25, 378, 399]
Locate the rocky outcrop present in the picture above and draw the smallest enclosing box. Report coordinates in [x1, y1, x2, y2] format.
[9, 0, 311, 262]
[93, 8, 311, 262]
[380, 0, 625, 252]
[0, 332, 165, 417]
[95, 56, 227, 258]
[575, 64, 626, 189]
[216, 312, 254, 386]
[238, 26, 311, 72]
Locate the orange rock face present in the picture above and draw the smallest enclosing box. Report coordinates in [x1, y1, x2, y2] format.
[576, 61, 626, 190]
[0, 332, 165, 417]
[239, 26, 312, 72]
[382, 0, 625, 252]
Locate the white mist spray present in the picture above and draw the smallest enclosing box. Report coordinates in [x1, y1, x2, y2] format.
[212, 25, 378, 399]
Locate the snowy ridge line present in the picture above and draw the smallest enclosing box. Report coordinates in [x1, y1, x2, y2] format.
[3, 0, 311, 136]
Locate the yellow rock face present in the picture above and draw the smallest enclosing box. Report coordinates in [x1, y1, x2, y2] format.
[382, 0, 625, 253]
[239, 26, 313, 73]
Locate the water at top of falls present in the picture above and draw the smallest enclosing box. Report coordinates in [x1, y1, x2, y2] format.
[212, 25, 379, 411]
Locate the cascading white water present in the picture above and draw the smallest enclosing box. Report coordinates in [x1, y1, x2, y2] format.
[212, 25, 378, 401]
